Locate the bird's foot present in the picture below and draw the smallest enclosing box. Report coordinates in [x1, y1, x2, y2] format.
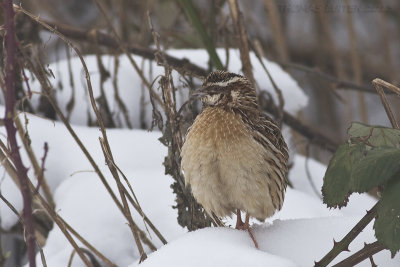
[247, 228, 259, 249]
[235, 209, 245, 229]
[236, 211, 259, 249]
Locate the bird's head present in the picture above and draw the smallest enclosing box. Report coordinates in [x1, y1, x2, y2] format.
[194, 70, 258, 111]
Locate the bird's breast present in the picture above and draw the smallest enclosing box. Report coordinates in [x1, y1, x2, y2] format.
[181, 107, 267, 187]
[185, 107, 249, 146]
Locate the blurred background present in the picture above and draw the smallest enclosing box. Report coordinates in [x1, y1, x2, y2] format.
[1, 0, 400, 266]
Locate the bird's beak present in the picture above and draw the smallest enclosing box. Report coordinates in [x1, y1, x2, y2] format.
[191, 87, 207, 99]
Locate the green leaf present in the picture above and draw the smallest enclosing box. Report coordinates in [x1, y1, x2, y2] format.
[322, 143, 365, 208]
[374, 177, 400, 254]
[350, 147, 400, 192]
[348, 122, 400, 148]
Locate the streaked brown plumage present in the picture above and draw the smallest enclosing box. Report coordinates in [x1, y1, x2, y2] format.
[180, 70, 289, 247]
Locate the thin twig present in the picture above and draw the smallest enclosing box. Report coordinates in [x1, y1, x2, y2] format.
[372, 79, 400, 129]
[58, 217, 117, 266]
[227, 0, 256, 86]
[99, 138, 147, 261]
[251, 40, 285, 126]
[373, 78, 400, 95]
[111, 55, 133, 129]
[111, 161, 153, 240]
[68, 247, 101, 267]
[279, 61, 381, 95]
[34, 17, 207, 77]
[258, 94, 339, 153]
[34, 142, 48, 193]
[15, 117, 54, 207]
[305, 143, 322, 199]
[345, 0, 367, 123]
[65, 44, 76, 121]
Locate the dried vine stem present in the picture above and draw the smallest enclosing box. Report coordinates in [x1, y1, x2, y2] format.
[227, 0, 256, 86]
[314, 203, 378, 267]
[0, 192, 48, 267]
[2, 1, 36, 266]
[345, 0, 367, 123]
[373, 78, 400, 95]
[372, 78, 400, 129]
[333, 241, 385, 267]
[251, 41, 285, 126]
[263, 0, 288, 62]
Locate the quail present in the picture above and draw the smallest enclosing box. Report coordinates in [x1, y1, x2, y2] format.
[180, 70, 289, 248]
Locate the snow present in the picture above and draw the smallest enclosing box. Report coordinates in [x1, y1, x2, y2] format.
[132, 227, 299, 267]
[0, 49, 398, 266]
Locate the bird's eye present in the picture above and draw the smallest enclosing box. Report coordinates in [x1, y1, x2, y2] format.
[203, 93, 222, 105]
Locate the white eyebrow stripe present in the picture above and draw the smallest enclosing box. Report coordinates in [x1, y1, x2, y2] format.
[206, 76, 242, 87]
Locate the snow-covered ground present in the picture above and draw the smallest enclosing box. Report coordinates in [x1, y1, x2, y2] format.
[0, 49, 398, 266]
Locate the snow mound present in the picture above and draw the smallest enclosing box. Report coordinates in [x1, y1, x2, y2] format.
[130, 217, 397, 267]
[131, 227, 298, 267]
